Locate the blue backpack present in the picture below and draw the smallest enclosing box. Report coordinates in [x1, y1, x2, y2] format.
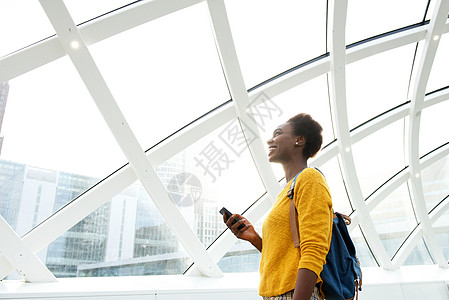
[287, 169, 362, 300]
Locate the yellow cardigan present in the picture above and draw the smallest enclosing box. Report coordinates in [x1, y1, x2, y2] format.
[259, 168, 333, 297]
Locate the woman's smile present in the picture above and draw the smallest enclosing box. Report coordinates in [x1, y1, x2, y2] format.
[268, 145, 277, 156]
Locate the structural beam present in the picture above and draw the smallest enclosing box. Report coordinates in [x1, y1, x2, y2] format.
[36, 0, 222, 279]
[0, 216, 56, 282]
[407, 0, 449, 267]
[0, 0, 202, 82]
[327, 0, 393, 269]
[206, 0, 281, 203]
[184, 0, 283, 275]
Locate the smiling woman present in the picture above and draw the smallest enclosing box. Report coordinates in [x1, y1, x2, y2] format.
[224, 113, 331, 299]
[0, 0, 448, 299]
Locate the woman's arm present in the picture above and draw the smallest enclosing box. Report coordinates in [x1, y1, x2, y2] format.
[293, 171, 333, 299]
[292, 268, 318, 300]
[224, 214, 262, 252]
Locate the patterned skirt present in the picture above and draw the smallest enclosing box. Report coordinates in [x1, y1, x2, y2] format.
[262, 286, 322, 300]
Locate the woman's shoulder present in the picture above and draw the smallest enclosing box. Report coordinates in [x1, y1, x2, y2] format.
[300, 167, 325, 180]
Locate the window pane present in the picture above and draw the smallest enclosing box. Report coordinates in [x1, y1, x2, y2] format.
[46, 201, 111, 278]
[257, 75, 334, 151]
[89, 2, 230, 151]
[420, 101, 449, 157]
[0, 161, 113, 261]
[43, 182, 192, 278]
[0, 1, 55, 57]
[225, 0, 327, 89]
[433, 207, 449, 262]
[218, 209, 265, 273]
[346, 44, 415, 129]
[64, 0, 133, 24]
[351, 225, 378, 267]
[421, 155, 449, 212]
[218, 240, 261, 273]
[402, 238, 434, 266]
[346, 0, 428, 45]
[0, 160, 26, 230]
[161, 118, 266, 249]
[317, 156, 353, 215]
[2, 57, 127, 179]
[369, 183, 416, 258]
[352, 119, 405, 198]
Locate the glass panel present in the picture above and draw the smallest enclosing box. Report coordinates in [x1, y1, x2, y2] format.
[402, 238, 434, 266]
[64, 0, 133, 24]
[224, 0, 327, 89]
[251, 76, 333, 182]
[424, 1, 437, 20]
[2, 57, 126, 178]
[352, 119, 405, 199]
[0, 149, 123, 236]
[1, 57, 127, 231]
[369, 183, 417, 258]
[161, 118, 265, 249]
[0, 160, 25, 230]
[42, 181, 192, 278]
[346, 44, 415, 130]
[433, 206, 449, 262]
[317, 156, 353, 215]
[421, 155, 449, 212]
[426, 33, 449, 93]
[0, 166, 175, 278]
[218, 209, 266, 273]
[346, 0, 428, 45]
[351, 225, 378, 267]
[419, 101, 449, 157]
[256, 75, 334, 156]
[1, 1, 55, 57]
[46, 202, 111, 278]
[218, 244, 261, 273]
[89, 3, 230, 151]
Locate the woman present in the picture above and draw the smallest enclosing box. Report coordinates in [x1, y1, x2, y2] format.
[224, 113, 333, 300]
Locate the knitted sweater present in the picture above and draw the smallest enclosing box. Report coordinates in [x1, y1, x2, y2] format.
[258, 168, 333, 297]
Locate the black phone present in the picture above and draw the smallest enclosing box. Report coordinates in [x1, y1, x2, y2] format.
[219, 207, 245, 230]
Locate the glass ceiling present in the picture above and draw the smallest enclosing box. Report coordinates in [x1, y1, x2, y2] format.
[0, 0, 448, 282]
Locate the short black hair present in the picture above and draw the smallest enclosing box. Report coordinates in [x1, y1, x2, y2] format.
[287, 113, 323, 158]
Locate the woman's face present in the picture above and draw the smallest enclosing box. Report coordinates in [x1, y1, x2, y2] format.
[267, 122, 296, 163]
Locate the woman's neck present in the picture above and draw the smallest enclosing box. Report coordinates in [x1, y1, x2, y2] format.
[283, 160, 308, 183]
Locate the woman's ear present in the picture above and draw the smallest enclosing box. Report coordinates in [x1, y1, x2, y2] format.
[295, 136, 306, 146]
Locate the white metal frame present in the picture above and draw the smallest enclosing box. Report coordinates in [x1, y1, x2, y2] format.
[407, 0, 449, 268]
[0, 0, 448, 282]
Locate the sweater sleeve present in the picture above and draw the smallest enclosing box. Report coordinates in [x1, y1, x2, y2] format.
[295, 169, 333, 278]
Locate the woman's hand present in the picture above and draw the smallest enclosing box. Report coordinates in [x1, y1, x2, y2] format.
[223, 213, 262, 252]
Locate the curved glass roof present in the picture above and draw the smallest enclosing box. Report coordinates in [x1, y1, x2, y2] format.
[0, 0, 448, 281]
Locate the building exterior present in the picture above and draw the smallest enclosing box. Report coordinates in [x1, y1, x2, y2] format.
[0, 82, 10, 156]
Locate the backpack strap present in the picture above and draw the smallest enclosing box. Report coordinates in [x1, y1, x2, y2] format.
[287, 168, 352, 246]
[287, 171, 302, 248]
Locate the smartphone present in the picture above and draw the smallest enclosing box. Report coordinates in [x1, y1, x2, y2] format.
[219, 207, 245, 230]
